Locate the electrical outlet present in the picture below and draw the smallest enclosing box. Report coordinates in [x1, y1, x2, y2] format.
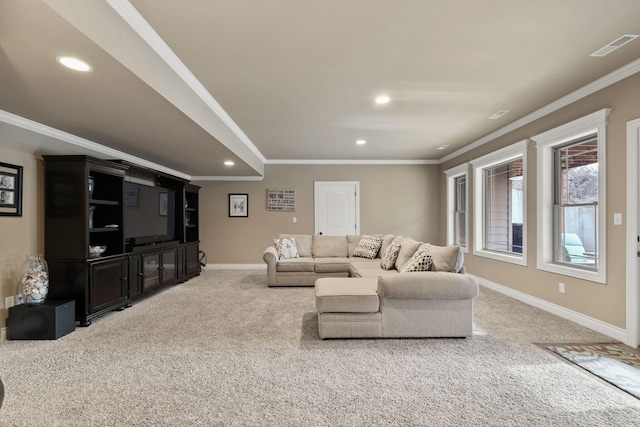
[5, 296, 15, 308]
[559, 283, 565, 293]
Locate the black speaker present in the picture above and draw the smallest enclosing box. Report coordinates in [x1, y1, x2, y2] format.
[8, 300, 75, 340]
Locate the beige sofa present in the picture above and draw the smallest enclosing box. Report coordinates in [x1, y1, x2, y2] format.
[264, 233, 478, 339]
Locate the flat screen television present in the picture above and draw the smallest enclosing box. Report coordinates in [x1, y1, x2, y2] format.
[124, 182, 176, 246]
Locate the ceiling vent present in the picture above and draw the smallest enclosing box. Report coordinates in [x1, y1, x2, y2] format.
[590, 34, 639, 57]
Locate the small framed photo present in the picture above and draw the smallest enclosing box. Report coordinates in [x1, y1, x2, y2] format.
[229, 193, 248, 217]
[0, 162, 22, 216]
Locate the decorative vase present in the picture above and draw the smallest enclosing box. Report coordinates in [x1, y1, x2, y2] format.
[19, 254, 49, 306]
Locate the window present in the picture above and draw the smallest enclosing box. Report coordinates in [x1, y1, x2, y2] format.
[471, 140, 527, 265]
[535, 109, 610, 283]
[445, 164, 468, 251]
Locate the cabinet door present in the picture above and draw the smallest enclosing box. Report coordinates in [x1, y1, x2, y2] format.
[89, 258, 127, 313]
[142, 252, 161, 292]
[161, 248, 177, 286]
[128, 255, 143, 299]
[176, 246, 185, 280]
[185, 243, 200, 276]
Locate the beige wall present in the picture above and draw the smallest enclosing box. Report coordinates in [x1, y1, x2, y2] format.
[197, 163, 441, 264]
[1, 71, 637, 335]
[0, 145, 45, 332]
[440, 71, 640, 329]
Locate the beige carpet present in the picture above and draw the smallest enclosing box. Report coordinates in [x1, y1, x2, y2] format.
[1, 270, 639, 426]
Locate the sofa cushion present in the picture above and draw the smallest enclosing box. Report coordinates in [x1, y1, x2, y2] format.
[313, 235, 348, 257]
[352, 234, 383, 259]
[276, 257, 315, 272]
[315, 278, 379, 313]
[399, 245, 433, 273]
[349, 259, 382, 270]
[380, 242, 401, 270]
[347, 235, 362, 257]
[353, 268, 399, 278]
[424, 244, 464, 273]
[273, 237, 299, 259]
[278, 234, 312, 257]
[395, 238, 422, 271]
[315, 257, 351, 273]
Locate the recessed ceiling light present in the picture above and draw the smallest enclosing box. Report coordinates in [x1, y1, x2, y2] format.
[356, 139, 367, 145]
[224, 161, 235, 166]
[488, 110, 509, 120]
[375, 95, 390, 104]
[56, 56, 93, 72]
[437, 144, 450, 150]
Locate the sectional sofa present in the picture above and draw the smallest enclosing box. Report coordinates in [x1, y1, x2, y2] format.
[263, 234, 479, 338]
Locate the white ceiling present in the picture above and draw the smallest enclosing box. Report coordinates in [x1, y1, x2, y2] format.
[1, 0, 639, 179]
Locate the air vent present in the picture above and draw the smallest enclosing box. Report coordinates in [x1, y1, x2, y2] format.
[488, 110, 509, 120]
[590, 34, 639, 57]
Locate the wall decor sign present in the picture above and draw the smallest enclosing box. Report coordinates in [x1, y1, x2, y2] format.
[0, 161, 23, 217]
[267, 189, 296, 212]
[229, 193, 249, 217]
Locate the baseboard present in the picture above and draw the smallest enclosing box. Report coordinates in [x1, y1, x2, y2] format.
[471, 274, 627, 343]
[207, 264, 267, 270]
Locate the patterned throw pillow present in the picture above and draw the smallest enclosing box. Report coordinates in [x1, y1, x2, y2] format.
[399, 245, 433, 273]
[273, 237, 299, 259]
[352, 234, 384, 259]
[380, 242, 401, 270]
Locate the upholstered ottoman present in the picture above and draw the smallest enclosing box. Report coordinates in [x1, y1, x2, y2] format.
[315, 278, 382, 339]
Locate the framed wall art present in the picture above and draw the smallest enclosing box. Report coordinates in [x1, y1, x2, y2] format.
[0, 161, 23, 217]
[267, 189, 296, 212]
[229, 193, 248, 217]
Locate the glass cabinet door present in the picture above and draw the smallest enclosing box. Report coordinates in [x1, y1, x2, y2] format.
[142, 253, 160, 292]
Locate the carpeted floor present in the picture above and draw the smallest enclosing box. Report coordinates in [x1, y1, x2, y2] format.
[546, 344, 640, 399]
[1, 269, 640, 426]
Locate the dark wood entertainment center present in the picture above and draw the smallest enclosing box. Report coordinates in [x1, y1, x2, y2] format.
[43, 155, 200, 326]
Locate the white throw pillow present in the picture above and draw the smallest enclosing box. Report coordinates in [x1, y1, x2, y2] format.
[273, 237, 299, 259]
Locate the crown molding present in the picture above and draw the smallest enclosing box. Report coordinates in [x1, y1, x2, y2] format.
[266, 159, 438, 165]
[0, 109, 191, 181]
[191, 176, 264, 181]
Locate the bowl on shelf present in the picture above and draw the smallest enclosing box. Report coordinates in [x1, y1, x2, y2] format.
[89, 245, 107, 258]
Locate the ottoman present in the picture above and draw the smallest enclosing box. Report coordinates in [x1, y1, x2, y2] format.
[315, 277, 382, 339]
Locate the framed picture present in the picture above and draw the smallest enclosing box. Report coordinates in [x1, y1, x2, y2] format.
[159, 192, 168, 216]
[0, 161, 23, 217]
[229, 193, 248, 217]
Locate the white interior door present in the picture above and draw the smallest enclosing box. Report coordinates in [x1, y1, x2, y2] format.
[626, 118, 640, 348]
[315, 181, 359, 236]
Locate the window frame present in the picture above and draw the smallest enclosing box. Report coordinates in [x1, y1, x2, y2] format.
[445, 163, 469, 252]
[470, 140, 528, 266]
[534, 108, 610, 283]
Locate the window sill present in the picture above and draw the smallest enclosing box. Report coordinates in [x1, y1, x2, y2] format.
[537, 262, 605, 284]
[473, 248, 527, 266]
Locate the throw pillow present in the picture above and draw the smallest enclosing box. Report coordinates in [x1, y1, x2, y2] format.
[399, 245, 433, 273]
[395, 238, 422, 271]
[380, 242, 401, 270]
[273, 237, 299, 259]
[424, 244, 463, 272]
[352, 234, 383, 259]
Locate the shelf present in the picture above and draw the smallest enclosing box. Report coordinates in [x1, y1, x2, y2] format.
[89, 227, 120, 233]
[186, 224, 197, 229]
[186, 207, 197, 212]
[90, 199, 120, 206]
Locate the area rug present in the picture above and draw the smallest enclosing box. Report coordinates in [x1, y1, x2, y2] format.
[546, 344, 640, 399]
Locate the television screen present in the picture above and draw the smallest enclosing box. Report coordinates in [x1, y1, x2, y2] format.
[124, 182, 175, 244]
